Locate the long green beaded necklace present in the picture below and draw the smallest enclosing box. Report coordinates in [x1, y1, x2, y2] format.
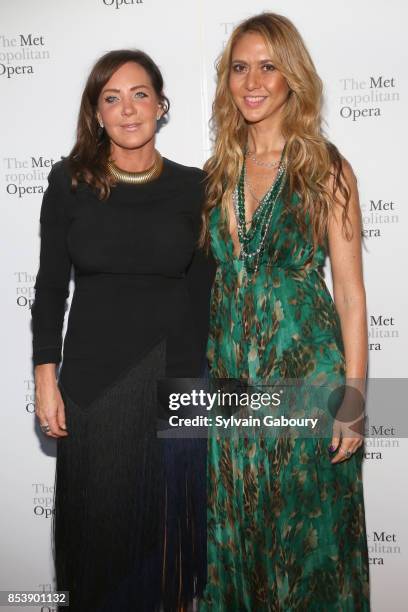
[233, 146, 287, 274]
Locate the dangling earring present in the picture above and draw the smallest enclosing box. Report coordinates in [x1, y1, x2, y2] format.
[157, 103, 164, 122]
[97, 119, 104, 139]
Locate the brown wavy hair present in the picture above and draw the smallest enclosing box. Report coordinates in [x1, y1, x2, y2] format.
[68, 49, 170, 199]
[200, 13, 352, 249]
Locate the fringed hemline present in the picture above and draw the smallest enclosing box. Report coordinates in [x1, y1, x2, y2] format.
[52, 340, 207, 611]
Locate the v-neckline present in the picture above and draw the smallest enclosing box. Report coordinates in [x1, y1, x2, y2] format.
[227, 228, 242, 261]
[227, 164, 284, 261]
[242, 161, 283, 226]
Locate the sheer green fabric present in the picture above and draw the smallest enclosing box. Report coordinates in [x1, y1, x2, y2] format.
[199, 185, 370, 611]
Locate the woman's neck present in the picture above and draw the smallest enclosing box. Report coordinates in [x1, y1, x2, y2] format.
[110, 140, 156, 172]
[247, 121, 285, 156]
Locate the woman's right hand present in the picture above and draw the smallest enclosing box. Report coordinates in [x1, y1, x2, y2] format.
[34, 364, 68, 438]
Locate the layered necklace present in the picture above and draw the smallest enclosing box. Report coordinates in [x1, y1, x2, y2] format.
[245, 148, 281, 169]
[233, 146, 287, 275]
[107, 150, 163, 184]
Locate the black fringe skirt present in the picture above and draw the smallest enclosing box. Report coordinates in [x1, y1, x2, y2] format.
[53, 341, 207, 611]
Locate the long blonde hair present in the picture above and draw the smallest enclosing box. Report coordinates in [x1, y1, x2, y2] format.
[201, 12, 352, 249]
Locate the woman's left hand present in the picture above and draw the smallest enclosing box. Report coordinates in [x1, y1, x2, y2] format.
[329, 388, 365, 463]
[329, 418, 364, 463]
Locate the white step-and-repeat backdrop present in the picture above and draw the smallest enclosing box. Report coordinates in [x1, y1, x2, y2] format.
[1, 1, 406, 610]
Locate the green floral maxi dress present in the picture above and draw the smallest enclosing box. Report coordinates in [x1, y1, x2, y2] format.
[199, 179, 370, 611]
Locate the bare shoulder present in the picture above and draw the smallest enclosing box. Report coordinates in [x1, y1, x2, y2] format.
[326, 154, 361, 237]
[327, 152, 362, 254]
[340, 156, 357, 188]
[326, 153, 365, 289]
[327, 154, 358, 195]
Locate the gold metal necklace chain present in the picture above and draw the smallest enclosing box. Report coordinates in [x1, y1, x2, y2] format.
[107, 151, 163, 184]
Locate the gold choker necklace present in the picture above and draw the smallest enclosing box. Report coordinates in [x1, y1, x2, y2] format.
[107, 151, 163, 184]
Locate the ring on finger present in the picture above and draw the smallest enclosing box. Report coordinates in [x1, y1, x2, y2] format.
[40, 423, 51, 433]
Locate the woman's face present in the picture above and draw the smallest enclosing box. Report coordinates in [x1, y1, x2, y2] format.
[96, 61, 162, 151]
[229, 32, 290, 128]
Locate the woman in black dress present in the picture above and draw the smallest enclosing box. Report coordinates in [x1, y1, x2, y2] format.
[32, 50, 214, 611]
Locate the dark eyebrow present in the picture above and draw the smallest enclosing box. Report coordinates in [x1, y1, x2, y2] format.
[101, 84, 151, 94]
[231, 59, 274, 64]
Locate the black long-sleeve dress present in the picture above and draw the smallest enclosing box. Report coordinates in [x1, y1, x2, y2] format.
[31, 157, 215, 612]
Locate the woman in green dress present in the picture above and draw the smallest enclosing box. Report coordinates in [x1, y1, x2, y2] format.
[199, 13, 370, 611]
